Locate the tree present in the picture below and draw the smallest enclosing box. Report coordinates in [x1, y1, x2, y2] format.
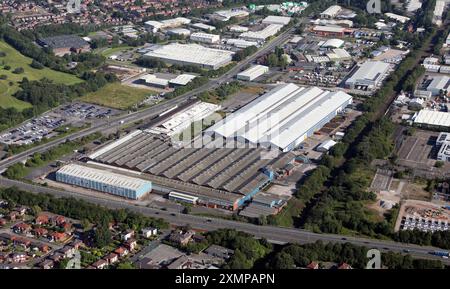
[92, 222, 112, 248]
[267, 53, 279, 67]
[30, 60, 44, 70]
[271, 252, 295, 269]
[117, 262, 135, 269]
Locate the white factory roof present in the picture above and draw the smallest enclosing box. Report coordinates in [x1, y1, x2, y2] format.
[414, 110, 450, 127]
[385, 13, 410, 23]
[407, 0, 422, 12]
[214, 9, 249, 21]
[169, 74, 196, 86]
[229, 25, 249, 32]
[145, 20, 163, 29]
[317, 139, 337, 151]
[57, 163, 151, 191]
[205, 83, 352, 151]
[237, 65, 269, 78]
[167, 28, 191, 35]
[320, 5, 342, 17]
[191, 23, 216, 31]
[226, 38, 258, 48]
[321, 38, 345, 48]
[140, 74, 169, 86]
[150, 102, 220, 135]
[89, 130, 142, 159]
[428, 75, 450, 90]
[144, 43, 234, 67]
[190, 32, 220, 41]
[330, 48, 351, 59]
[262, 15, 291, 25]
[240, 24, 283, 41]
[346, 61, 391, 84]
[161, 17, 191, 27]
[313, 25, 346, 33]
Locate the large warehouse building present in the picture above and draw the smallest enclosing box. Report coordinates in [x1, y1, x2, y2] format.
[236, 65, 269, 81]
[413, 110, 450, 129]
[190, 32, 220, 44]
[82, 131, 295, 211]
[205, 83, 353, 152]
[345, 61, 391, 89]
[240, 24, 283, 41]
[144, 43, 234, 70]
[56, 163, 152, 200]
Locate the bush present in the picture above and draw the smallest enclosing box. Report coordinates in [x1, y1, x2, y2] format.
[12, 67, 24, 74]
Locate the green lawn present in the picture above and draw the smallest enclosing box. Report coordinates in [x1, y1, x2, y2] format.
[99, 46, 133, 57]
[80, 82, 155, 110]
[0, 40, 82, 110]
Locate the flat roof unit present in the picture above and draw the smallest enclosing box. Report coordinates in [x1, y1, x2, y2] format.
[169, 74, 197, 86]
[205, 83, 353, 152]
[148, 101, 220, 136]
[407, 0, 422, 12]
[262, 15, 291, 25]
[240, 24, 283, 41]
[144, 43, 234, 70]
[57, 163, 150, 190]
[226, 38, 258, 48]
[437, 132, 450, 146]
[190, 32, 220, 43]
[385, 12, 410, 23]
[413, 110, 450, 127]
[437, 141, 450, 161]
[214, 9, 249, 21]
[140, 74, 169, 87]
[229, 25, 249, 32]
[166, 28, 191, 36]
[320, 5, 342, 18]
[426, 75, 450, 95]
[38, 35, 89, 49]
[191, 23, 216, 31]
[313, 25, 346, 33]
[345, 61, 391, 89]
[321, 38, 345, 48]
[236, 65, 269, 81]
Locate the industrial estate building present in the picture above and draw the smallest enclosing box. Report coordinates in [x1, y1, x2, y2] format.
[236, 65, 269, 81]
[144, 43, 234, 70]
[144, 17, 191, 32]
[437, 132, 450, 162]
[148, 101, 221, 136]
[320, 5, 342, 19]
[226, 39, 258, 48]
[38, 35, 90, 56]
[205, 83, 353, 152]
[240, 24, 283, 42]
[413, 110, 450, 129]
[82, 131, 295, 210]
[426, 75, 450, 96]
[190, 32, 220, 44]
[344, 61, 391, 90]
[56, 163, 152, 200]
[262, 15, 291, 25]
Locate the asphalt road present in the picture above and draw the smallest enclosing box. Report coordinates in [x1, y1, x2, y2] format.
[1, 177, 448, 265]
[0, 26, 294, 172]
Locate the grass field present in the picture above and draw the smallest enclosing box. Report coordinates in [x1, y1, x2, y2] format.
[0, 41, 82, 110]
[80, 83, 155, 110]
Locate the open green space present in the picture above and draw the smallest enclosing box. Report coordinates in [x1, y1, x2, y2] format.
[79, 82, 155, 110]
[99, 46, 133, 57]
[0, 41, 82, 110]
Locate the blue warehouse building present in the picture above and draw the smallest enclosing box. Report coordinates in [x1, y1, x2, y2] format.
[56, 163, 152, 200]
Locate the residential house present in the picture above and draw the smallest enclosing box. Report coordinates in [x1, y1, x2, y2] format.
[49, 232, 67, 242]
[124, 239, 137, 251]
[35, 214, 50, 225]
[141, 227, 158, 238]
[122, 229, 135, 241]
[0, 218, 6, 227]
[104, 253, 119, 265]
[59, 246, 76, 258]
[338, 262, 353, 269]
[13, 223, 31, 234]
[39, 259, 55, 269]
[92, 259, 108, 269]
[53, 215, 66, 226]
[32, 227, 48, 237]
[306, 262, 319, 269]
[204, 245, 234, 261]
[10, 252, 27, 263]
[114, 247, 129, 258]
[168, 230, 194, 246]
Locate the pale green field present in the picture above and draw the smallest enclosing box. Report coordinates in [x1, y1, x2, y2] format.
[0, 40, 82, 110]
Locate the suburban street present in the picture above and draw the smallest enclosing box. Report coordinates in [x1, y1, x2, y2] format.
[1, 177, 449, 265]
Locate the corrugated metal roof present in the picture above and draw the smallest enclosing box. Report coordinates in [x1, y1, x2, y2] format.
[57, 163, 151, 191]
[414, 110, 450, 127]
